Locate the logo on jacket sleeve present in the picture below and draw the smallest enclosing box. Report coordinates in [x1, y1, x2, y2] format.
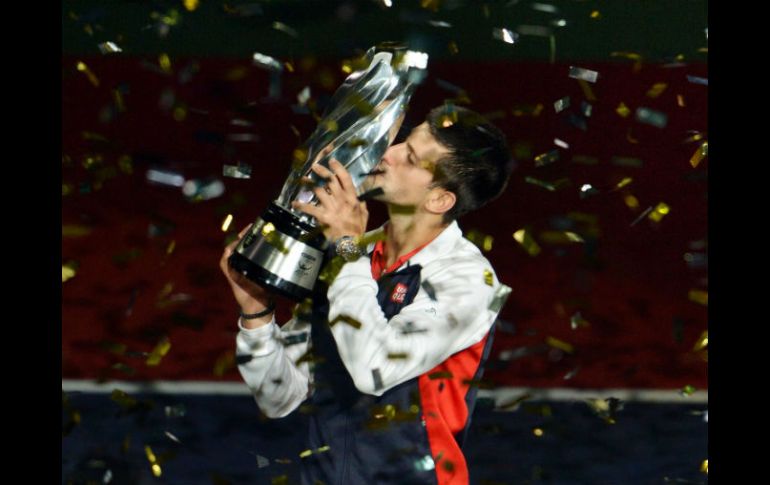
[390, 283, 408, 303]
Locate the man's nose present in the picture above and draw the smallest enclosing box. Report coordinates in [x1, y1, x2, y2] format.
[381, 143, 403, 166]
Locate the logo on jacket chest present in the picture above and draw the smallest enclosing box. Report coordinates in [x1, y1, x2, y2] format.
[390, 283, 408, 304]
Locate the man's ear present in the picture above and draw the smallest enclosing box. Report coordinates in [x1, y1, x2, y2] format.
[425, 188, 456, 216]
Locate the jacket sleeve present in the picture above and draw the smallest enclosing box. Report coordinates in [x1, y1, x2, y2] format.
[236, 314, 313, 418]
[326, 255, 501, 396]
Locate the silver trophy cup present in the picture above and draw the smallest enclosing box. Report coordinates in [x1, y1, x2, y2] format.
[228, 43, 428, 301]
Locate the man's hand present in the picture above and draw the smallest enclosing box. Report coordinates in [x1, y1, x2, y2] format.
[220, 224, 274, 327]
[292, 159, 369, 242]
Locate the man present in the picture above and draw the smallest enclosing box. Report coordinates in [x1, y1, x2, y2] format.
[220, 105, 514, 485]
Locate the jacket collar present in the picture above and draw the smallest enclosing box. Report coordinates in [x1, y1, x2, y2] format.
[365, 220, 462, 271]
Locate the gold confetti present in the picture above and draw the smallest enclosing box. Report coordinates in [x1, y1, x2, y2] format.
[62, 261, 78, 282]
[700, 459, 708, 474]
[535, 150, 559, 167]
[144, 445, 162, 477]
[448, 41, 459, 55]
[680, 384, 696, 396]
[533, 428, 544, 437]
[577, 79, 597, 102]
[538, 231, 584, 244]
[677, 94, 686, 107]
[616, 102, 631, 118]
[299, 445, 331, 459]
[684, 132, 705, 144]
[590, 10, 601, 19]
[690, 141, 708, 168]
[428, 371, 453, 380]
[111, 389, 138, 409]
[183, 0, 199, 12]
[271, 476, 289, 485]
[328, 314, 362, 329]
[647, 202, 670, 222]
[158, 53, 172, 73]
[272, 21, 298, 37]
[524, 176, 570, 192]
[466, 229, 494, 251]
[146, 337, 171, 366]
[387, 353, 409, 360]
[624, 195, 640, 209]
[646, 83, 668, 98]
[213, 351, 235, 376]
[610, 51, 643, 71]
[627, 128, 639, 143]
[585, 397, 623, 424]
[546, 336, 574, 353]
[483, 269, 494, 286]
[221, 214, 234, 232]
[692, 330, 708, 351]
[513, 229, 541, 256]
[688, 289, 708, 306]
[615, 177, 633, 189]
[76, 61, 100, 86]
[62, 225, 92, 237]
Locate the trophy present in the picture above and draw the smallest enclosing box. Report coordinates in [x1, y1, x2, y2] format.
[228, 43, 428, 301]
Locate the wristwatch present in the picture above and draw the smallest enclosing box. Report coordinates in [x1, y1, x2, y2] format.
[334, 235, 362, 262]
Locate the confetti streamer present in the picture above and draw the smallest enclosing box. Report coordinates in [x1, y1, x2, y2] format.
[630, 206, 654, 226]
[568, 66, 598, 83]
[513, 229, 541, 256]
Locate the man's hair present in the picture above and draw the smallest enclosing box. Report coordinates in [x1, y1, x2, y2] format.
[426, 105, 515, 222]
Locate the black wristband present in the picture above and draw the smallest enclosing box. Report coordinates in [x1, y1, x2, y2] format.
[239, 299, 276, 320]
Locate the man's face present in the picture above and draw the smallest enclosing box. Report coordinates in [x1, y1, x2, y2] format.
[365, 122, 450, 212]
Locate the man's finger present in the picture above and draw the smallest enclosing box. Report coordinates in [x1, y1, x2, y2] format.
[238, 223, 253, 238]
[329, 159, 353, 192]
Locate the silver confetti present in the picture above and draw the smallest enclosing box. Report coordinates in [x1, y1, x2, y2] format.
[493, 27, 519, 44]
[372, 369, 384, 392]
[252, 52, 283, 71]
[223, 164, 252, 179]
[272, 21, 298, 37]
[146, 168, 185, 187]
[182, 178, 225, 200]
[686, 75, 708, 86]
[428, 20, 452, 28]
[488, 284, 512, 313]
[568, 66, 599, 83]
[635, 107, 668, 128]
[256, 455, 270, 468]
[164, 431, 181, 443]
[297, 86, 311, 106]
[531, 3, 558, 13]
[554, 96, 570, 113]
[554, 138, 570, 149]
[97, 42, 122, 54]
[517, 25, 553, 37]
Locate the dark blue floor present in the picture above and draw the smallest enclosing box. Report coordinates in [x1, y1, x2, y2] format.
[62, 392, 707, 485]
